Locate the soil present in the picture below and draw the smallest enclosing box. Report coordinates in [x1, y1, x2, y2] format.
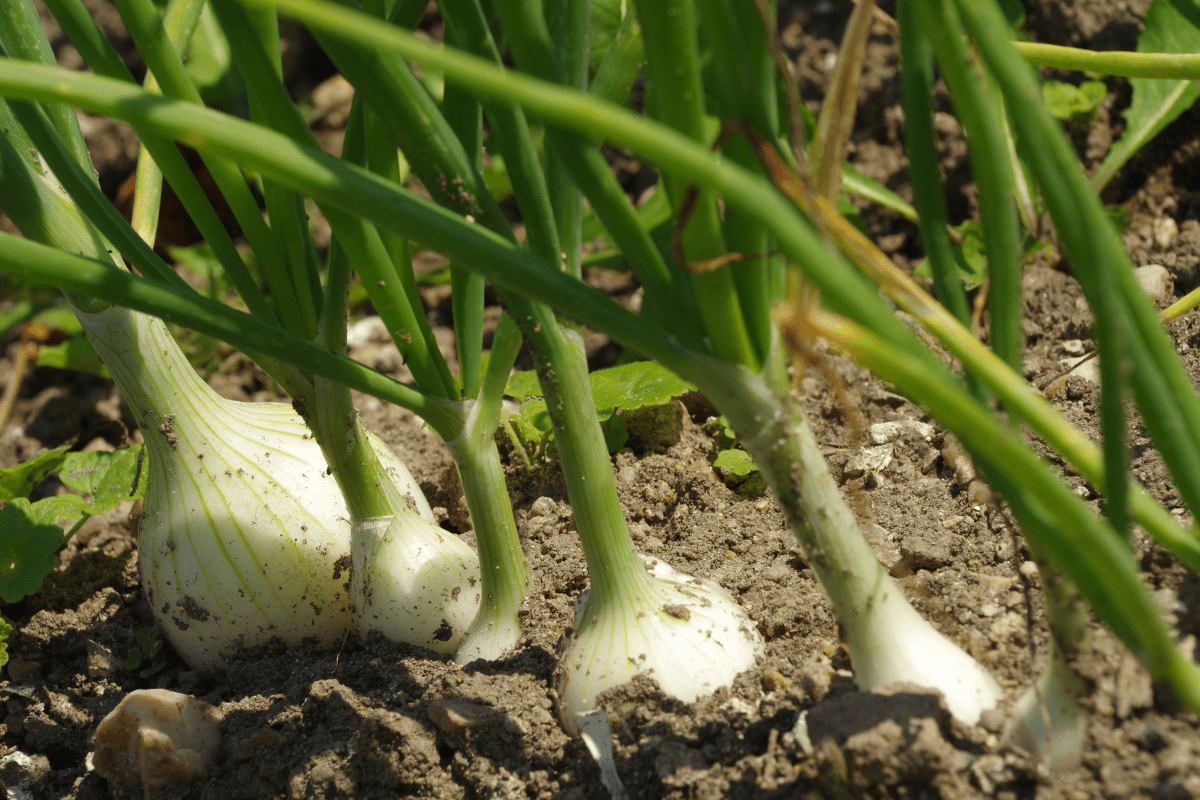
[3, 1, 1200, 798]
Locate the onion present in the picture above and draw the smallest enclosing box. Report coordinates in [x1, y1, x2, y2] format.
[554, 555, 764, 732]
[76, 304, 433, 670]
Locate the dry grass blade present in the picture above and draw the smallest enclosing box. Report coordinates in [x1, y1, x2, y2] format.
[811, 0, 876, 200]
[0, 322, 50, 431]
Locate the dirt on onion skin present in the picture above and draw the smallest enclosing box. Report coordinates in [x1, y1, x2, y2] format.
[3, 0, 1200, 798]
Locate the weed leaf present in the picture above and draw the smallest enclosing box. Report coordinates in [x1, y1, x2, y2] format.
[0, 499, 63, 602]
[1043, 80, 1107, 120]
[0, 447, 70, 503]
[60, 446, 147, 515]
[588, 362, 695, 413]
[714, 448, 758, 477]
[0, 617, 10, 668]
[1092, 0, 1200, 191]
[36, 335, 109, 377]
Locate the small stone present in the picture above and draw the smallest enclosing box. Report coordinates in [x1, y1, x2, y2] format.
[967, 479, 993, 507]
[662, 604, 691, 621]
[862, 523, 901, 572]
[1153, 217, 1178, 250]
[941, 515, 965, 531]
[1134, 264, 1173, 303]
[0, 751, 50, 800]
[979, 603, 1002, 618]
[92, 689, 221, 800]
[529, 497, 556, 518]
[844, 444, 893, 480]
[345, 315, 389, 348]
[1115, 652, 1153, 719]
[868, 421, 936, 445]
[1061, 339, 1085, 356]
[87, 641, 121, 679]
[977, 574, 1013, 595]
[978, 707, 1006, 733]
[427, 698, 492, 733]
[762, 669, 792, 692]
[1050, 356, 1101, 393]
[988, 612, 1024, 643]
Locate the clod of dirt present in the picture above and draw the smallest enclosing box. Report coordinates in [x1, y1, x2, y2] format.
[621, 401, 685, 452]
[0, 751, 51, 800]
[91, 689, 221, 800]
[899, 528, 960, 572]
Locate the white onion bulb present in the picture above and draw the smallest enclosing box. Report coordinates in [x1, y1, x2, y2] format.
[76, 305, 432, 670]
[554, 556, 763, 732]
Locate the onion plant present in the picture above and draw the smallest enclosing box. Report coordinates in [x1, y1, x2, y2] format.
[0, 0, 525, 664]
[3, 0, 1200, 759]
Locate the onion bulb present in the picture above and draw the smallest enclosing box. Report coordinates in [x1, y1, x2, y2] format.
[350, 512, 480, 653]
[554, 556, 763, 732]
[75, 305, 432, 670]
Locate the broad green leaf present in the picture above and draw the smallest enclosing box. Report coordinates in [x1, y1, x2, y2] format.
[27, 494, 87, 525]
[505, 370, 543, 400]
[0, 617, 10, 668]
[588, 361, 695, 413]
[1092, 0, 1200, 191]
[0, 447, 69, 502]
[915, 220, 1054, 290]
[0, 499, 63, 602]
[586, 370, 621, 421]
[36, 335, 109, 378]
[589, 0, 626, 68]
[714, 449, 767, 497]
[704, 415, 741, 449]
[514, 398, 553, 444]
[914, 220, 988, 290]
[714, 448, 758, 477]
[60, 446, 147, 514]
[506, 362, 694, 445]
[603, 415, 629, 452]
[185, 5, 240, 110]
[1043, 80, 1107, 120]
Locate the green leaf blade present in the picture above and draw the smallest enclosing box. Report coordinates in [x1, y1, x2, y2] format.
[714, 448, 758, 477]
[61, 446, 147, 515]
[0, 499, 63, 602]
[1092, 0, 1200, 191]
[0, 447, 70, 503]
[589, 361, 696, 412]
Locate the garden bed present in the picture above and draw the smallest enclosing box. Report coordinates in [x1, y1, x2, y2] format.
[2, 0, 1200, 797]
